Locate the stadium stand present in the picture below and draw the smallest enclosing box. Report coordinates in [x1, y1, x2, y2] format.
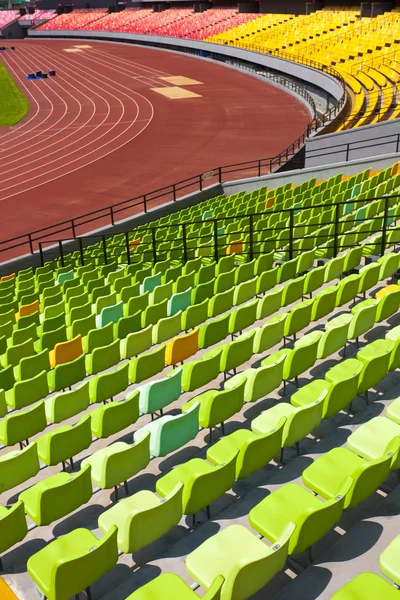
[2, 159, 400, 599]
[0, 10, 20, 28]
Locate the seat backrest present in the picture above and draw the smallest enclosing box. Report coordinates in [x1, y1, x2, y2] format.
[312, 286, 338, 321]
[253, 313, 287, 354]
[181, 349, 222, 392]
[318, 315, 351, 359]
[157, 402, 200, 456]
[185, 449, 238, 515]
[238, 417, 286, 479]
[283, 390, 326, 447]
[6, 337, 35, 367]
[0, 442, 40, 494]
[282, 276, 305, 307]
[229, 301, 257, 336]
[256, 267, 279, 295]
[336, 274, 360, 306]
[250, 352, 286, 401]
[0, 500, 28, 555]
[127, 482, 183, 553]
[138, 368, 182, 415]
[198, 313, 230, 350]
[153, 312, 181, 345]
[142, 298, 168, 327]
[284, 299, 313, 337]
[182, 299, 209, 331]
[90, 390, 140, 439]
[283, 332, 322, 380]
[98, 301, 124, 328]
[165, 328, 199, 366]
[207, 378, 246, 427]
[86, 322, 114, 354]
[11, 369, 49, 411]
[129, 344, 166, 384]
[54, 526, 118, 600]
[90, 362, 129, 404]
[257, 285, 283, 320]
[88, 339, 120, 375]
[103, 433, 151, 488]
[121, 325, 152, 360]
[208, 287, 234, 318]
[46, 381, 90, 424]
[48, 415, 92, 465]
[290, 477, 352, 554]
[1, 401, 46, 447]
[53, 335, 83, 367]
[50, 353, 86, 392]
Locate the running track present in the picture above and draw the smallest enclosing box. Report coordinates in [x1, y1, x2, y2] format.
[0, 39, 311, 259]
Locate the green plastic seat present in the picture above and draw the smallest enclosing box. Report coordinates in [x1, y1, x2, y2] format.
[256, 267, 279, 295]
[208, 287, 234, 318]
[226, 351, 286, 403]
[68, 313, 96, 339]
[214, 270, 235, 295]
[152, 311, 182, 345]
[1, 337, 35, 368]
[151, 281, 173, 304]
[282, 276, 305, 307]
[90, 391, 140, 438]
[124, 573, 224, 600]
[304, 265, 326, 297]
[186, 523, 294, 600]
[302, 442, 397, 510]
[330, 572, 400, 600]
[0, 443, 40, 494]
[228, 300, 257, 337]
[141, 272, 162, 294]
[256, 286, 283, 320]
[385, 324, 400, 370]
[120, 325, 152, 360]
[356, 338, 393, 398]
[83, 322, 114, 354]
[280, 331, 322, 389]
[283, 299, 313, 342]
[129, 344, 166, 384]
[45, 381, 90, 424]
[134, 402, 200, 457]
[311, 286, 338, 321]
[142, 298, 168, 327]
[126, 292, 150, 317]
[175, 272, 196, 294]
[183, 377, 245, 439]
[85, 339, 120, 375]
[156, 449, 237, 521]
[347, 299, 378, 344]
[36, 414, 92, 468]
[27, 526, 118, 600]
[249, 476, 352, 556]
[89, 362, 129, 404]
[253, 313, 287, 354]
[198, 313, 230, 349]
[114, 311, 141, 340]
[317, 314, 352, 359]
[358, 263, 381, 297]
[379, 534, 400, 587]
[0, 401, 46, 448]
[233, 277, 257, 305]
[378, 252, 399, 281]
[252, 386, 326, 459]
[11, 322, 38, 345]
[207, 416, 286, 479]
[35, 325, 67, 353]
[375, 288, 400, 322]
[335, 274, 360, 307]
[138, 367, 182, 418]
[47, 353, 86, 392]
[347, 416, 400, 470]
[324, 254, 345, 283]
[181, 349, 222, 392]
[82, 432, 150, 495]
[182, 299, 209, 331]
[99, 482, 183, 554]
[0, 501, 28, 569]
[6, 369, 49, 410]
[20, 464, 92, 526]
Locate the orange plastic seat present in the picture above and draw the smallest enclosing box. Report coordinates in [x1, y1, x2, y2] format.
[226, 237, 244, 256]
[129, 238, 141, 250]
[375, 284, 400, 299]
[266, 197, 274, 209]
[1, 273, 16, 282]
[16, 300, 40, 321]
[49, 335, 83, 368]
[165, 328, 199, 366]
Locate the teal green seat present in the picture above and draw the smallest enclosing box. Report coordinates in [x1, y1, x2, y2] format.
[302, 442, 397, 510]
[36, 414, 92, 468]
[249, 476, 352, 556]
[181, 349, 221, 392]
[198, 313, 230, 349]
[183, 377, 245, 439]
[85, 339, 120, 375]
[186, 523, 293, 600]
[90, 390, 139, 438]
[226, 351, 286, 403]
[89, 362, 129, 404]
[99, 482, 183, 554]
[120, 325, 152, 359]
[134, 402, 200, 457]
[330, 573, 400, 600]
[137, 367, 182, 417]
[6, 369, 49, 410]
[45, 381, 90, 424]
[47, 353, 86, 392]
[96, 301, 124, 328]
[0, 401, 46, 448]
[129, 344, 166, 384]
[0, 443, 40, 494]
[140, 272, 162, 294]
[20, 464, 92, 526]
[156, 449, 237, 521]
[27, 526, 118, 600]
[0, 501, 28, 569]
[207, 416, 286, 479]
[82, 432, 150, 494]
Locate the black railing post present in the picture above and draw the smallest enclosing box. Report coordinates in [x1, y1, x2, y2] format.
[110, 207, 115, 226]
[218, 166, 222, 183]
[102, 235, 108, 265]
[151, 227, 157, 264]
[213, 219, 219, 263]
[28, 233, 34, 254]
[59, 240, 65, 267]
[143, 195, 147, 213]
[79, 237, 84, 266]
[345, 144, 350, 162]
[381, 195, 390, 257]
[173, 184, 176, 202]
[258, 160, 261, 177]
[289, 209, 294, 260]
[199, 174, 203, 192]
[125, 232, 131, 265]
[71, 219, 76, 238]
[249, 214, 254, 261]
[182, 223, 188, 264]
[39, 242, 44, 267]
[397, 134, 400, 154]
[333, 203, 339, 257]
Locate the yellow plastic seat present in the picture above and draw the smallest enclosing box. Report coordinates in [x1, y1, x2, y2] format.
[165, 328, 199, 366]
[375, 284, 400, 299]
[49, 334, 83, 368]
[226, 237, 244, 255]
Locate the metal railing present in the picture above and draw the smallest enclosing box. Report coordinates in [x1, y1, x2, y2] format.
[38, 194, 399, 270]
[305, 131, 400, 163]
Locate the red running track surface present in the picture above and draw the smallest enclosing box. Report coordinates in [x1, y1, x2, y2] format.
[0, 39, 311, 257]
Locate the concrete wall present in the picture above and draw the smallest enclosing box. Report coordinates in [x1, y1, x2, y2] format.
[305, 118, 400, 167]
[28, 29, 345, 102]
